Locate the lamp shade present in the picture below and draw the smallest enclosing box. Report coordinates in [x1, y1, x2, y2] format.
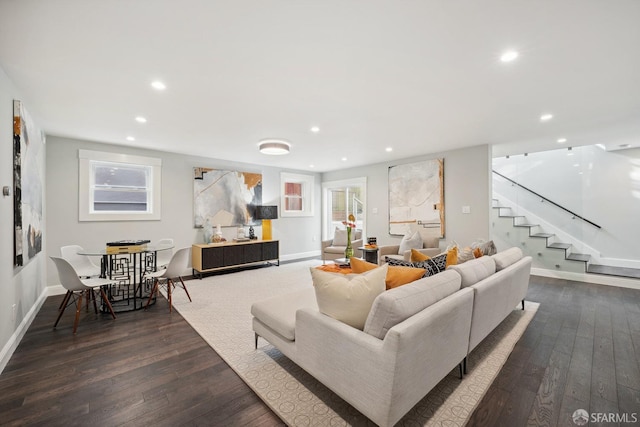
[254, 205, 278, 220]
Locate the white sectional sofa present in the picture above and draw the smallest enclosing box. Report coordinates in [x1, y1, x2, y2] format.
[251, 247, 532, 427]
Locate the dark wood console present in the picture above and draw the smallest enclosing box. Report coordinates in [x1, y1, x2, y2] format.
[192, 240, 279, 278]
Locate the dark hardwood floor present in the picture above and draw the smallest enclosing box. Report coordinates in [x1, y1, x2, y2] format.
[1, 275, 639, 426]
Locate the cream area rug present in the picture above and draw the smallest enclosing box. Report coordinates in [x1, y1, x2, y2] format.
[169, 260, 539, 426]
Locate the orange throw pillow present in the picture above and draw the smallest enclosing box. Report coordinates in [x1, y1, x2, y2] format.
[410, 248, 429, 263]
[351, 257, 425, 289]
[350, 257, 378, 273]
[473, 247, 483, 258]
[445, 247, 458, 267]
[385, 266, 426, 289]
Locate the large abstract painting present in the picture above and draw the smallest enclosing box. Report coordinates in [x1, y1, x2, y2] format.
[13, 100, 44, 267]
[388, 159, 445, 237]
[193, 167, 262, 228]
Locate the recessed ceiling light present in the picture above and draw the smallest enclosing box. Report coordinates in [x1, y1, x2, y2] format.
[557, 138, 567, 143]
[258, 139, 291, 155]
[310, 126, 320, 133]
[385, 147, 393, 152]
[309, 164, 315, 168]
[341, 157, 347, 162]
[126, 136, 135, 141]
[135, 116, 147, 123]
[500, 50, 519, 63]
[151, 81, 166, 90]
[540, 114, 553, 122]
[573, 163, 580, 167]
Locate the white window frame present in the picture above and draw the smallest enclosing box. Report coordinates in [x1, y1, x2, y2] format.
[79, 149, 162, 221]
[280, 172, 314, 217]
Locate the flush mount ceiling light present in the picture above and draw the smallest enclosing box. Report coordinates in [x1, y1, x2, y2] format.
[540, 113, 553, 122]
[310, 126, 320, 133]
[557, 138, 567, 143]
[135, 116, 147, 123]
[500, 50, 519, 62]
[151, 81, 166, 90]
[258, 139, 291, 155]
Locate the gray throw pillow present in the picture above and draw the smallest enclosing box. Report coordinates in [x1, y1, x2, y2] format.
[398, 231, 422, 254]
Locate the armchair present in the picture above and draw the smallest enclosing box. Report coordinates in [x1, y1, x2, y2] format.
[321, 229, 363, 263]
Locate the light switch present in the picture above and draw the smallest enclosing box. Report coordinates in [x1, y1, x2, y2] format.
[462, 206, 471, 214]
[372, 207, 378, 214]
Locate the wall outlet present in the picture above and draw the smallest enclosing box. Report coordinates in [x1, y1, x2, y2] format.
[312, 235, 317, 241]
[12, 304, 17, 321]
[372, 207, 378, 214]
[462, 206, 471, 214]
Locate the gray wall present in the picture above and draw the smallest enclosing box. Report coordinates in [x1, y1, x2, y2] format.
[322, 144, 492, 250]
[45, 136, 322, 286]
[0, 67, 47, 371]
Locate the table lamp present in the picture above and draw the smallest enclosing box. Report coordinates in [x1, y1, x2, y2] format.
[254, 205, 278, 240]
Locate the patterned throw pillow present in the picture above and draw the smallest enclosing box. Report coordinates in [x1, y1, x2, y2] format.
[414, 253, 448, 276]
[385, 253, 448, 277]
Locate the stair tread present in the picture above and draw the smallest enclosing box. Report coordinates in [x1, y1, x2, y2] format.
[548, 243, 571, 250]
[588, 264, 640, 279]
[499, 215, 524, 218]
[514, 223, 538, 227]
[531, 233, 555, 238]
[567, 253, 591, 262]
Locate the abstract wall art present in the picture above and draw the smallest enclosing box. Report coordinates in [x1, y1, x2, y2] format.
[388, 158, 445, 238]
[13, 100, 45, 267]
[193, 167, 262, 228]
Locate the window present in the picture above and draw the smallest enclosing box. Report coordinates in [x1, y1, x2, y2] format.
[280, 172, 314, 217]
[79, 150, 162, 221]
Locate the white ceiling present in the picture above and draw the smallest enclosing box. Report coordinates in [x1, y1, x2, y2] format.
[1, 0, 639, 172]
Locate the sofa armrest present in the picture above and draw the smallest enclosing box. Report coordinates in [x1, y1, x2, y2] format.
[378, 244, 400, 262]
[321, 239, 333, 251]
[295, 288, 474, 427]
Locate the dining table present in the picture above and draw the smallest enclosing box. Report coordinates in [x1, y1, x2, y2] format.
[78, 243, 174, 312]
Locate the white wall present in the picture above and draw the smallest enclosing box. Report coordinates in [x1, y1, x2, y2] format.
[493, 145, 640, 264]
[45, 136, 322, 286]
[0, 67, 47, 372]
[322, 144, 492, 250]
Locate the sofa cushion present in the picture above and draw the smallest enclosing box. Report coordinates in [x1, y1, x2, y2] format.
[250, 288, 317, 341]
[399, 231, 423, 254]
[324, 245, 348, 254]
[492, 247, 524, 271]
[447, 255, 496, 288]
[351, 257, 426, 289]
[310, 265, 387, 330]
[363, 269, 462, 339]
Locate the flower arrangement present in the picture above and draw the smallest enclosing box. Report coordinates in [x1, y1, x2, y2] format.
[342, 214, 356, 259]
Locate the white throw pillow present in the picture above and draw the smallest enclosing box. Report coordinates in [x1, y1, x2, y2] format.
[333, 228, 348, 246]
[398, 231, 423, 254]
[310, 265, 388, 330]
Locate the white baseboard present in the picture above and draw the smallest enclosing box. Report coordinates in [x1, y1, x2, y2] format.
[531, 267, 640, 290]
[280, 250, 321, 262]
[0, 287, 50, 374]
[47, 284, 66, 296]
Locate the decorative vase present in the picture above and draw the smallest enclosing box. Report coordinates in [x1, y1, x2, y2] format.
[203, 221, 214, 243]
[344, 227, 354, 259]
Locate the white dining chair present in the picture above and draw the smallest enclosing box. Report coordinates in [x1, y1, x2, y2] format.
[154, 238, 174, 270]
[144, 247, 192, 313]
[60, 245, 101, 278]
[50, 257, 117, 334]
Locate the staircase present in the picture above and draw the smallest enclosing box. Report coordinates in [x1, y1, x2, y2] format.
[492, 198, 592, 273]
